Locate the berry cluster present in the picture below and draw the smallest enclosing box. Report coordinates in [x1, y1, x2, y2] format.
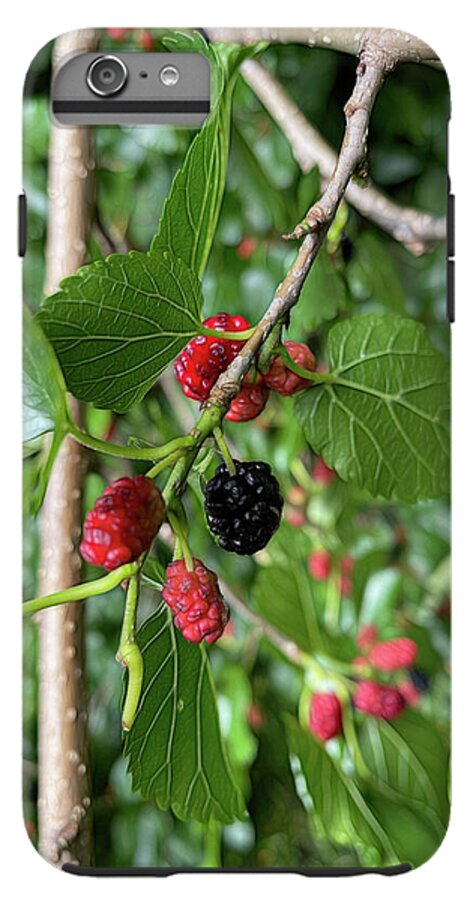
[174, 315, 317, 422]
[80, 476, 165, 571]
[163, 558, 229, 644]
[204, 460, 283, 555]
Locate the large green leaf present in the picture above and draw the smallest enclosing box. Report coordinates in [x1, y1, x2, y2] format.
[40, 253, 203, 413]
[359, 711, 450, 835]
[151, 35, 260, 277]
[286, 718, 399, 867]
[295, 314, 450, 502]
[23, 307, 69, 442]
[123, 606, 246, 824]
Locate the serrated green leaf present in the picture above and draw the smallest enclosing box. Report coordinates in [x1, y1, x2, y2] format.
[359, 711, 449, 834]
[286, 718, 399, 866]
[23, 307, 69, 441]
[40, 252, 203, 413]
[295, 314, 450, 502]
[151, 39, 260, 277]
[124, 606, 246, 824]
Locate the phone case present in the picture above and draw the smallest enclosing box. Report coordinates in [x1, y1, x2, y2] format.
[22, 27, 451, 875]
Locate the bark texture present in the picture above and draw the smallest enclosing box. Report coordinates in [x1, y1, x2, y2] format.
[36, 28, 97, 867]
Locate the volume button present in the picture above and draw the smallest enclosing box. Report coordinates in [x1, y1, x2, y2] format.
[18, 192, 27, 257]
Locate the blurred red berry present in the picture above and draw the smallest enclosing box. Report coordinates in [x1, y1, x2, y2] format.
[312, 457, 336, 484]
[107, 28, 129, 40]
[162, 557, 229, 644]
[139, 29, 154, 50]
[248, 702, 265, 730]
[309, 693, 343, 741]
[398, 680, 421, 707]
[225, 376, 269, 422]
[368, 637, 418, 671]
[263, 341, 316, 396]
[288, 485, 306, 506]
[353, 656, 368, 668]
[309, 550, 331, 581]
[354, 681, 405, 720]
[288, 510, 306, 528]
[356, 624, 378, 650]
[80, 476, 165, 571]
[175, 313, 250, 402]
[236, 236, 257, 259]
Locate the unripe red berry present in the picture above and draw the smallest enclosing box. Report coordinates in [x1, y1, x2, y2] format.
[356, 624, 379, 650]
[107, 28, 129, 40]
[308, 549, 331, 581]
[288, 510, 306, 528]
[312, 457, 336, 484]
[288, 486, 306, 506]
[80, 476, 165, 571]
[309, 692, 343, 741]
[139, 29, 154, 50]
[368, 637, 418, 671]
[263, 341, 316, 396]
[162, 557, 229, 644]
[225, 377, 269, 422]
[236, 236, 257, 259]
[353, 680, 405, 720]
[174, 313, 250, 402]
[397, 680, 421, 707]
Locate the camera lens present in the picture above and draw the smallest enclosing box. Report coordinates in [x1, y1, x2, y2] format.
[86, 55, 128, 97]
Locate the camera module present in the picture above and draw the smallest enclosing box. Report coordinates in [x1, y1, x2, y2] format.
[86, 55, 128, 97]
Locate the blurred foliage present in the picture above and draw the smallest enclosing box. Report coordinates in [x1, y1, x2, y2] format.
[23, 29, 450, 869]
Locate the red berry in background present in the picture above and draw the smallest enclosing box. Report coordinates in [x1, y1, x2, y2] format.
[247, 702, 265, 730]
[353, 656, 368, 668]
[356, 624, 378, 650]
[312, 457, 336, 484]
[139, 29, 154, 50]
[263, 341, 316, 396]
[162, 557, 229, 644]
[225, 376, 269, 422]
[353, 681, 405, 720]
[107, 28, 129, 40]
[288, 510, 306, 528]
[309, 549, 331, 581]
[398, 680, 421, 707]
[368, 637, 418, 671]
[309, 693, 343, 741]
[340, 555, 354, 595]
[174, 313, 250, 402]
[236, 236, 257, 259]
[80, 476, 165, 571]
[288, 485, 306, 506]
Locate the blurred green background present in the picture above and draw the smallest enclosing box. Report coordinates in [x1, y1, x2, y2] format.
[23, 31, 450, 868]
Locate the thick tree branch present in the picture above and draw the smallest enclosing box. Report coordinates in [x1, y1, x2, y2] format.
[36, 29, 97, 868]
[241, 58, 445, 254]
[207, 27, 442, 68]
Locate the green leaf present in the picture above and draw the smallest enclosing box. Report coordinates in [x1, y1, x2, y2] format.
[295, 314, 450, 502]
[124, 606, 246, 824]
[151, 37, 260, 277]
[347, 231, 407, 314]
[296, 248, 348, 331]
[23, 307, 69, 442]
[286, 718, 399, 866]
[39, 252, 203, 413]
[23, 308, 70, 512]
[359, 711, 449, 834]
[359, 567, 403, 628]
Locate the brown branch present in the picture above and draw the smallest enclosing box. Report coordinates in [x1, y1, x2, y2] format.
[36, 29, 97, 868]
[207, 27, 442, 68]
[220, 584, 304, 667]
[206, 36, 398, 406]
[240, 58, 445, 255]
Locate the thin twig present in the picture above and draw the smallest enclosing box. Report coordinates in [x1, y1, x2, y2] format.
[206, 27, 442, 68]
[241, 58, 445, 255]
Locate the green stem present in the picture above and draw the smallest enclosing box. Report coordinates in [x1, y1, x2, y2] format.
[146, 447, 190, 480]
[116, 572, 143, 732]
[257, 321, 283, 373]
[168, 510, 194, 571]
[213, 427, 236, 474]
[69, 419, 195, 462]
[201, 326, 256, 341]
[22, 561, 140, 616]
[276, 347, 334, 384]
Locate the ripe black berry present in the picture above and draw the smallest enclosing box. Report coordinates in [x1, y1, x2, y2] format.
[409, 668, 430, 693]
[204, 460, 283, 555]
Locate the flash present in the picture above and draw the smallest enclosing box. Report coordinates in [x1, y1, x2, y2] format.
[159, 65, 180, 87]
